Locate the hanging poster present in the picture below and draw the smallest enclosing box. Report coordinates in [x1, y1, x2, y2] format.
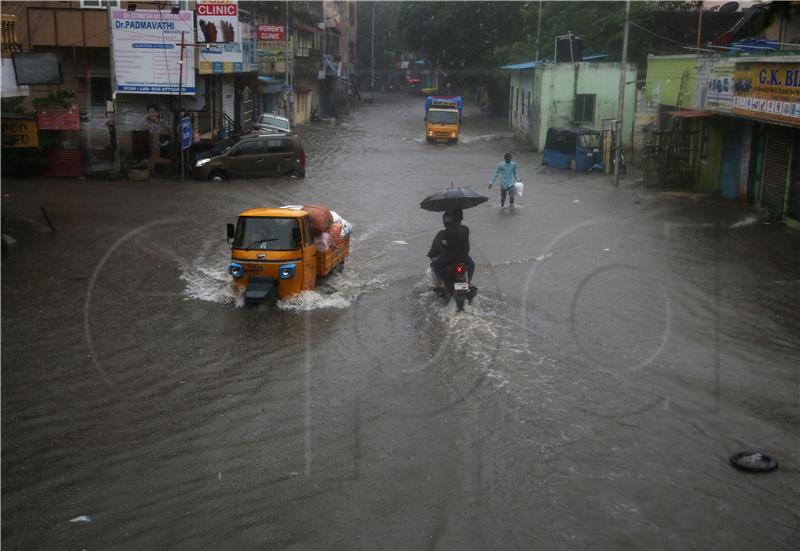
[704, 60, 735, 114]
[197, 0, 243, 74]
[111, 9, 195, 94]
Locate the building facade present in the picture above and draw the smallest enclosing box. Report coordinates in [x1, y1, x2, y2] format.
[1, 0, 358, 176]
[643, 52, 800, 226]
[501, 59, 636, 152]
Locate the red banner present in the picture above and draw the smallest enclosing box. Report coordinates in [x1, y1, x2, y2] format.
[197, 3, 237, 17]
[36, 102, 80, 131]
[257, 24, 285, 42]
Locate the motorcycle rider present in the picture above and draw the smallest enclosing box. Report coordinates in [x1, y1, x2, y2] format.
[427, 209, 476, 298]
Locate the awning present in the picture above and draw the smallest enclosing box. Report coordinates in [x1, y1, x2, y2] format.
[500, 60, 542, 70]
[323, 54, 338, 77]
[665, 110, 712, 118]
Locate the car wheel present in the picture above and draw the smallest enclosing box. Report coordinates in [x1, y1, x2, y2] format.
[209, 170, 226, 182]
[286, 169, 304, 179]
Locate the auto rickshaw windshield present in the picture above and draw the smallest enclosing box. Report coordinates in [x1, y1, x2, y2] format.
[233, 217, 301, 250]
[579, 133, 601, 149]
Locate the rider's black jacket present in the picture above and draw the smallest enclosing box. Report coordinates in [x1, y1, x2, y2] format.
[427, 223, 470, 264]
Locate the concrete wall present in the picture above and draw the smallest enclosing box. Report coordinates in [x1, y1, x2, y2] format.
[645, 55, 699, 109]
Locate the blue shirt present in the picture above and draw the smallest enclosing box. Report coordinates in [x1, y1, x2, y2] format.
[491, 160, 518, 189]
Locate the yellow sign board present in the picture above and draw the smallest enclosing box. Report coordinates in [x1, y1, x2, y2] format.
[1, 118, 38, 148]
[733, 62, 800, 125]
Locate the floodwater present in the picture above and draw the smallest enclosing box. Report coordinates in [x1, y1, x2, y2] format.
[2, 93, 799, 549]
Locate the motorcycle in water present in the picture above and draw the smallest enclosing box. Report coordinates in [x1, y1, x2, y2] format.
[436, 262, 476, 312]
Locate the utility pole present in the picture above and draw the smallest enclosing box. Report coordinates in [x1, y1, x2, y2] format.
[371, 1, 375, 100]
[614, 0, 630, 187]
[178, 31, 185, 181]
[285, 0, 291, 123]
[106, 2, 121, 176]
[535, 0, 542, 61]
[695, 1, 704, 55]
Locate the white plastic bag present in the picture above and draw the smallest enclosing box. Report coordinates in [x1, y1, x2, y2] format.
[514, 181, 524, 197]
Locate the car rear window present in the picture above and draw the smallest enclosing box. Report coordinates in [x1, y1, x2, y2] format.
[267, 139, 293, 153]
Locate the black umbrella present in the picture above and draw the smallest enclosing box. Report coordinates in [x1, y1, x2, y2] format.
[420, 183, 488, 212]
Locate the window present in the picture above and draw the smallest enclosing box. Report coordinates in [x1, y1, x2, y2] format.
[235, 141, 265, 156]
[302, 217, 314, 246]
[268, 139, 293, 153]
[574, 94, 596, 123]
[80, 0, 119, 8]
[90, 77, 111, 106]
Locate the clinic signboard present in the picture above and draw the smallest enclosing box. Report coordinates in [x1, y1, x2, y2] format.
[732, 61, 800, 125]
[197, 0, 244, 74]
[111, 9, 195, 94]
[258, 24, 284, 41]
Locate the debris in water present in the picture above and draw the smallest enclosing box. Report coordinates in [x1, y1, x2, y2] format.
[393, 240, 408, 245]
[729, 451, 778, 473]
[730, 214, 761, 229]
[573, 200, 580, 203]
[70, 515, 92, 524]
[603, 248, 610, 251]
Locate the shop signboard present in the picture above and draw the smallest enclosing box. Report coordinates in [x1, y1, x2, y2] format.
[1, 118, 38, 148]
[111, 9, 195, 94]
[733, 61, 800, 124]
[705, 60, 735, 113]
[258, 24, 284, 41]
[197, 0, 243, 74]
[181, 117, 192, 150]
[259, 37, 293, 62]
[36, 102, 80, 130]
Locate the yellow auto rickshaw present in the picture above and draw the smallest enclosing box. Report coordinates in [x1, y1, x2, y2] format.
[226, 208, 350, 303]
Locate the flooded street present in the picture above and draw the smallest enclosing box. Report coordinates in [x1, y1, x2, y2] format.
[2, 94, 799, 549]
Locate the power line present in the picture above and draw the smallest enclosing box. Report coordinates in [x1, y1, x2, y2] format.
[629, 20, 703, 51]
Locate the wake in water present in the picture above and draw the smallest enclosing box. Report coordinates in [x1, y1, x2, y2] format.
[179, 246, 386, 311]
[413, 272, 554, 392]
[459, 132, 514, 144]
[277, 270, 387, 311]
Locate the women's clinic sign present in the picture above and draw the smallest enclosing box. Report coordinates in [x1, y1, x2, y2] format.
[111, 9, 195, 94]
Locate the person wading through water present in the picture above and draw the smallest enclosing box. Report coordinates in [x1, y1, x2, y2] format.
[489, 152, 521, 209]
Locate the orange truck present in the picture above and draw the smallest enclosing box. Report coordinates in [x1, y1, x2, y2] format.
[226, 207, 349, 303]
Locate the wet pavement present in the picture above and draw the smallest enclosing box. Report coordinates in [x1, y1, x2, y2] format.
[2, 93, 799, 549]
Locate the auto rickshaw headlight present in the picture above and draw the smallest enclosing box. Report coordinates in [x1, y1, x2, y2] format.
[279, 263, 296, 279]
[228, 262, 244, 278]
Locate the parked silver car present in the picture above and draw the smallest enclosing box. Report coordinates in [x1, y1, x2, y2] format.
[253, 114, 292, 134]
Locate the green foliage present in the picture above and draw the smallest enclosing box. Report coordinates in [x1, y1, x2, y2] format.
[356, 1, 404, 73]
[397, 1, 525, 75]
[31, 90, 76, 110]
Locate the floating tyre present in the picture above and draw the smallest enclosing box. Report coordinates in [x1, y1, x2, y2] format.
[729, 451, 778, 473]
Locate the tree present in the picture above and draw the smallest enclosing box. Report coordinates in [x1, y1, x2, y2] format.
[356, 2, 404, 77]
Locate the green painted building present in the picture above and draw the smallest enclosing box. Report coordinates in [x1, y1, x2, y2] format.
[501, 59, 636, 152]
